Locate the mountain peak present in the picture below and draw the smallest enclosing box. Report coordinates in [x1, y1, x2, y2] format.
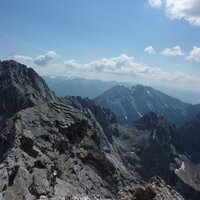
[95, 84, 200, 126]
[0, 60, 55, 116]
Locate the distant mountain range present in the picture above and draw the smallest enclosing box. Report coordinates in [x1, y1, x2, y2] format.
[43, 76, 124, 98]
[154, 85, 200, 105]
[95, 85, 200, 126]
[44, 76, 200, 104]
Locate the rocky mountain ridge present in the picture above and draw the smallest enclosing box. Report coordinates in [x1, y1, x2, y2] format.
[0, 61, 135, 199]
[0, 60, 200, 199]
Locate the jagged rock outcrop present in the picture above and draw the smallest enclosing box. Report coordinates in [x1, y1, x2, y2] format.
[118, 176, 184, 200]
[114, 112, 179, 182]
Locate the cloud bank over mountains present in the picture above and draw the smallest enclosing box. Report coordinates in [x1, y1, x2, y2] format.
[9, 47, 200, 92]
[149, 0, 200, 26]
[32, 53, 200, 92]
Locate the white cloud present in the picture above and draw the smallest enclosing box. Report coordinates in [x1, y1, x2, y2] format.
[148, 0, 163, 8]
[161, 46, 184, 56]
[144, 46, 156, 54]
[9, 55, 33, 63]
[8, 51, 57, 66]
[187, 46, 200, 62]
[8, 52, 200, 92]
[149, 0, 200, 26]
[165, 0, 200, 26]
[34, 51, 57, 66]
[34, 54, 200, 92]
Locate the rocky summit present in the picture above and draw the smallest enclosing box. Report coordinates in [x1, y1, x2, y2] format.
[0, 60, 199, 200]
[0, 60, 55, 117]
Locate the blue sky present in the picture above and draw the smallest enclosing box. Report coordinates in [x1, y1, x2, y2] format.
[0, 0, 200, 92]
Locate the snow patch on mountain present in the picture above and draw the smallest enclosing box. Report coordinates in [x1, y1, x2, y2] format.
[175, 162, 185, 174]
[146, 90, 152, 96]
[138, 112, 142, 117]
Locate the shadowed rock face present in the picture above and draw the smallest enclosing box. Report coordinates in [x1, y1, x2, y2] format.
[115, 112, 200, 199]
[175, 114, 200, 163]
[171, 114, 200, 198]
[0, 60, 199, 199]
